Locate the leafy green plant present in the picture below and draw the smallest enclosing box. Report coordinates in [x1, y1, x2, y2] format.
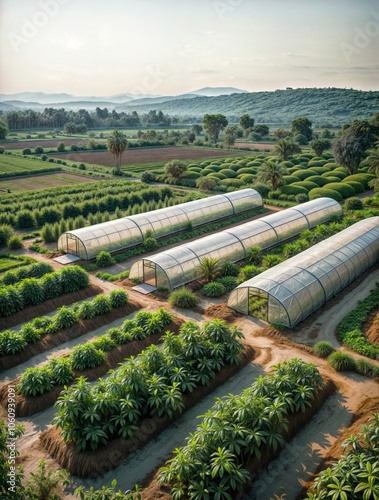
[169, 287, 199, 308]
[92, 295, 112, 316]
[220, 260, 240, 277]
[262, 254, 283, 269]
[201, 281, 226, 298]
[238, 264, 261, 281]
[246, 245, 262, 265]
[18, 366, 53, 396]
[143, 237, 158, 251]
[48, 357, 74, 386]
[24, 459, 70, 500]
[20, 324, 41, 344]
[7, 235, 23, 250]
[78, 301, 95, 320]
[95, 251, 116, 267]
[53, 306, 78, 330]
[216, 276, 238, 292]
[92, 335, 117, 352]
[70, 344, 106, 371]
[196, 256, 220, 282]
[108, 289, 128, 307]
[0, 330, 27, 355]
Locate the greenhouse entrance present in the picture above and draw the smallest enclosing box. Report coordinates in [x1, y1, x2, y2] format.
[248, 290, 268, 321]
[143, 261, 157, 287]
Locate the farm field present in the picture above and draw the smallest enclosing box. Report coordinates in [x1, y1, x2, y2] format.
[0, 172, 97, 193]
[0, 263, 378, 500]
[0, 155, 62, 176]
[234, 141, 275, 150]
[48, 146, 246, 168]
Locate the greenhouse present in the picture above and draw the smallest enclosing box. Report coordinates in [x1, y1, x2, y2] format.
[57, 189, 262, 260]
[227, 217, 379, 327]
[129, 197, 342, 289]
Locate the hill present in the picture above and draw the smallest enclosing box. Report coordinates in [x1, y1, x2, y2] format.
[116, 88, 379, 125]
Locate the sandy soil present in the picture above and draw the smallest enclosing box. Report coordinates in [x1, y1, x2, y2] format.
[1, 263, 378, 500]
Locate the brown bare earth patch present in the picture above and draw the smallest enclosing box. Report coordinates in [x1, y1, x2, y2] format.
[40, 343, 255, 478]
[49, 147, 244, 167]
[362, 308, 379, 344]
[0, 284, 103, 331]
[205, 301, 242, 322]
[258, 327, 315, 354]
[0, 318, 183, 417]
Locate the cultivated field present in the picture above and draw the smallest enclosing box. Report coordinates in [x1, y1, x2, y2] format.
[48, 146, 245, 167]
[0, 139, 94, 150]
[0, 155, 62, 176]
[0, 172, 97, 193]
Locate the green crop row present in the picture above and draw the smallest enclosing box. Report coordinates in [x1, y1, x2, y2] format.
[336, 283, 379, 360]
[306, 414, 379, 499]
[0, 265, 89, 317]
[158, 359, 324, 499]
[0, 289, 128, 357]
[53, 318, 244, 452]
[17, 305, 173, 398]
[0, 261, 53, 286]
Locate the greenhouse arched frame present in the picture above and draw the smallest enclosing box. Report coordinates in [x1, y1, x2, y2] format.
[227, 217, 379, 327]
[57, 189, 262, 260]
[129, 197, 343, 289]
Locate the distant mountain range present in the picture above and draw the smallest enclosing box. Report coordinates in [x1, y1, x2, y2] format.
[0, 87, 378, 125]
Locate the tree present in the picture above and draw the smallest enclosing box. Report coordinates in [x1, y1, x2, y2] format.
[192, 124, 203, 135]
[239, 114, 255, 131]
[223, 126, 237, 148]
[203, 114, 228, 144]
[291, 116, 313, 141]
[367, 144, 379, 177]
[257, 160, 287, 191]
[254, 124, 269, 137]
[333, 120, 378, 174]
[273, 139, 301, 161]
[309, 138, 331, 156]
[57, 142, 65, 152]
[164, 159, 187, 178]
[0, 119, 9, 139]
[106, 129, 128, 172]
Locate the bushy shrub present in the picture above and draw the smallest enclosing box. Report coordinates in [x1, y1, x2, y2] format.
[262, 254, 283, 268]
[140, 171, 156, 183]
[70, 344, 106, 371]
[251, 183, 270, 197]
[169, 287, 199, 308]
[216, 276, 238, 292]
[293, 169, 318, 180]
[7, 235, 23, 250]
[220, 261, 240, 277]
[313, 341, 335, 358]
[109, 289, 128, 307]
[0, 224, 13, 247]
[54, 306, 78, 330]
[328, 351, 356, 371]
[92, 335, 117, 352]
[18, 366, 53, 396]
[95, 251, 115, 267]
[342, 173, 374, 189]
[343, 181, 364, 194]
[295, 193, 309, 203]
[49, 357, 74, 385]
[246, 246, 262, 265]
[355, 359, 379, 378]
[92, 295, 112, 315]
[279, 184, 308, 196]
[344, 197, 363, 210]
[78, 301, 95, 320]
[324, 182, 355, 198]
[239, 265, 261, 281]
[306, 175, 330, 187]
[309, 188, 343, 202]
[202, 282, 226, 298]
[143, 237, 158, 251]
[293, 181, 319, 191]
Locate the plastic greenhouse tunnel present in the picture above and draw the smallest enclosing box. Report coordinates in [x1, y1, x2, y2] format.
[227, 217, 379, 327]
[129, 197, 343, 289]
[57, 189, 263, 260]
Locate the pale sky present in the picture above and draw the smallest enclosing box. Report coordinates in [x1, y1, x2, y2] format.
[0, 0, 378, 96]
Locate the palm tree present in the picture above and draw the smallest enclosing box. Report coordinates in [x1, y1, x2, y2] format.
[196, 256, 220, 282]
[274, 138, 301, 161]
[367, 144, 379, 177]
[256, 160, 288, 192]
[106, 129, 128, 172]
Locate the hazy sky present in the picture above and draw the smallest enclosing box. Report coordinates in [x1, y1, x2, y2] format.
[0, 0, 378, 96]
